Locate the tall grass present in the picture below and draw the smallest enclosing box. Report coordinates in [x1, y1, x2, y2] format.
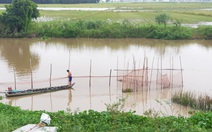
[194, 26, 212, 39]
[172, 91, 212, 111]
[28, 20, 194, 39]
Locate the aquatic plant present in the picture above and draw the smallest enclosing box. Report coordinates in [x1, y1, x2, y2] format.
[105, 97, 127, 114]
[172, 91, 212, 111]
[122, 88, 133, 93]
[143, 109, 161, 118]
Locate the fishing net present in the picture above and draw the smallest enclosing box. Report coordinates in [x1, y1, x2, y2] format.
[118, 68, 183, 92]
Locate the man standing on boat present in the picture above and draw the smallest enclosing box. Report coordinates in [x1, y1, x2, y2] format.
[67, 70, 72, 86]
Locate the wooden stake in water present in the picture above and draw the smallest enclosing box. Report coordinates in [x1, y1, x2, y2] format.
[89, 60, 92, 108]
[132, 55, 137, 91]
[156, 57, 159, 86]
[172, 57, 174, 88]
[30, 59, 33, 89]
[109, 69, 112, 87]
[179, 56, 184, 87]
[89, 60, 92, 87]
[169, 57, 172, 89]
[117, 56, 118, 81]
[149, 57, 154, 90]
[13, 68, 17, 90]
[161, 56, 162, 89]
[109, 70, 112, 102]
[141, 56, 146, 88]
[68, 50, 71, 70]
[50, 64, 52, 87]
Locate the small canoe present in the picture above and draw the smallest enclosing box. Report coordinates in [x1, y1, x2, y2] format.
[5, 83, 75, 97]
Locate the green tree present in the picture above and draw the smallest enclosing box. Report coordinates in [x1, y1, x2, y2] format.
[0, 0, 39, 34]
[155, 13, 170, 27]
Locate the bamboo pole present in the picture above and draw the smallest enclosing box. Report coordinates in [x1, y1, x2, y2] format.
[50, 64, 52, 87]
[68, 50, 71, 70]
[161, 56, 162, 89]
[109, 70, 112, 102]
[126, 61, 129, 92]
[170, 57, 172, 103]
[30, 59, 33, 89]
[89, 60, 92, 87]
[109, 69, 112, 87]
[117, 56, 119, 94]
[172, 57, 174, 88]
[179, 56, 184, 88]
[169, 57, 172, 89]
[89, 60, 92, 108]
[149, 57, 154, 90]
[117, 56, 118, 81]
[141, 56, 146, 88]
[156, 58, 159, 87]
[132, 55, 137, 91]
[145, 57, 148, 86]
[13, 68, 16, 90]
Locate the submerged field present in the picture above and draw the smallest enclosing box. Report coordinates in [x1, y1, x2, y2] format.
[1, 2, 212, 24]
[35, 3, 212, 24]
[0, 3, 211, 39]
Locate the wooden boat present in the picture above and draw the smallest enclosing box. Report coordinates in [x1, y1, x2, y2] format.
[5, 83, 75, 97]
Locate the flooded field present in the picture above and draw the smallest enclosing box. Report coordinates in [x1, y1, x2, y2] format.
[0, 38, 212, 116]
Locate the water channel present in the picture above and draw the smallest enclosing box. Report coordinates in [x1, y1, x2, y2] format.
[0, 38, 212, 116]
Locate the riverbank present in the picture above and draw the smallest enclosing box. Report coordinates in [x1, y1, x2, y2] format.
[1, 102, 212, 131]
[0, 3, 211, 39]
[26, 21, 212, 40]
[1, 20, 210, 40]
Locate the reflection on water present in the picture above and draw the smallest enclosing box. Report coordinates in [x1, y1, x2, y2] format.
[0, 38, 212, 116]
[67, 89, 72, 107]
[0, 38, 39, 76]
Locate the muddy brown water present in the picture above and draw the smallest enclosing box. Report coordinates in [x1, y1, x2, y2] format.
[0, 38, 212, 116]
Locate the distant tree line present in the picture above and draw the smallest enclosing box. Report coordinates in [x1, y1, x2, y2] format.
[0, 0, 99, 4]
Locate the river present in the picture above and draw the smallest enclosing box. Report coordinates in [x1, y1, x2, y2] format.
[0, 38, 212, 116]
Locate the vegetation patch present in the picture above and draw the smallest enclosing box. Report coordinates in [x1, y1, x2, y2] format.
[1, 102, 212, 131]
[172, 91, 212, 111]
[122, 88, 133, 93]
[0, 2, 211, 39]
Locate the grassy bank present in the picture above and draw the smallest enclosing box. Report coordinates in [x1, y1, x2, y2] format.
[1, 102, 212, 132]
[0, 3, 211, 39]
[25, 20, 211, 39]
[35, 3, 212, 40]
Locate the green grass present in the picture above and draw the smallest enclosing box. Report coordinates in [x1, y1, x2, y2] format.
[1, 102, 212, 132]
[172, 91, 212, 111]
[0, 3, 211, 39]
[34, 2, 212, 24]
[38, 10, 212, 24]
[1, 3, 212, 24]
[122, 88, 133, 92]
